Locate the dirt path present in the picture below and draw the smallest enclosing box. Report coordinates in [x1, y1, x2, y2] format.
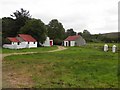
[47, 46, 67, 52]
[2, 46, 67, 59]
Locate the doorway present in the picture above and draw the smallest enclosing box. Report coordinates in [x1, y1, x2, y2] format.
[50, 41, 53, 46]
[66, 42, 68, 46]
[68, 41, 70, 46]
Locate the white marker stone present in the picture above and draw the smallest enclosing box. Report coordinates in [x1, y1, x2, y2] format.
[104, 44, 108, 52]
[112, 45, 116, 53]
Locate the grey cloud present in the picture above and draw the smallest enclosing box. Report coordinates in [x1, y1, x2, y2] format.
[1, 0, 118, 34]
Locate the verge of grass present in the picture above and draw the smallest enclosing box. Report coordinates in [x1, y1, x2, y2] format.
[86, 43, 119, 52]
[2, 43, 119, 88]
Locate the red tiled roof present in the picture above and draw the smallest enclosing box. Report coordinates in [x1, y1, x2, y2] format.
[7, 37, 19, 42]
[18, 34, 37, 42]
[64, 35, 80, 41]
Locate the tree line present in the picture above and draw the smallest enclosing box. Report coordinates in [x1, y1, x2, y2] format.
[2, 8, 119, 46]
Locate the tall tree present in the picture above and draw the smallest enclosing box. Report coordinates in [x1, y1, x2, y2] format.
[11, 8, 31, 35]
[19, 19, 47, 45]
[78, 32, 82, 36]
[83, 30, 91, 35]
[11, 8, 31, 19]
[66, 28, 76, 36]
[2, 17, 16, 38]
[2, 17, 17, 45]
[47, 19, 65, 45]
[82, 30, 91, 42]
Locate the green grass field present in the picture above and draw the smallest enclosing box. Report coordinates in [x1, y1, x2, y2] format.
[2, 43, 119, 88]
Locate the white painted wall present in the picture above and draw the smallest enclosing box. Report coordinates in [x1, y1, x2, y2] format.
[64, 41, 68, 46]
[70, 41, 75, 46]
[3, 41, 37, 49]
[3, 44, 17, 49]
[64, 41, 75, 46]
[20, 42, 28, 45]
[11, 42, 18, 45]
[20, 42, 27, 47]
[43, 37, 50, 46]
[28, 42, 37, 48]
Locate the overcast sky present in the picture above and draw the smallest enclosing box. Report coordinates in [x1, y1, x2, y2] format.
[0, 0, 119, 34]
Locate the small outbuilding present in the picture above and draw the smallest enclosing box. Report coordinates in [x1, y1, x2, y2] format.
[63, 35, 86, 46]
[42, 37, 53, 46]
[3, 34, 37, 49]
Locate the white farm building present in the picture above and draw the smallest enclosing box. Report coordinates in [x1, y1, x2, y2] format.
[3, 34, 37, 49]
[43, 37, 53, 47]
[3, 34, 54, 49]
[63, 35, 86, 46]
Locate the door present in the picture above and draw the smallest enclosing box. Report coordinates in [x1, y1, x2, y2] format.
[66, 42, 68, 46]
[68, 41, 71, 46]
[50, 41, 52, 46]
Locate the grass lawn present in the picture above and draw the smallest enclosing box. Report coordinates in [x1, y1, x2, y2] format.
[2, 46, 57, 54]
[2, 43, 119, 88]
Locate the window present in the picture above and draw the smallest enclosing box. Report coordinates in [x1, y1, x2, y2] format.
[34, 42, 36, 44]
[28, 42, 29, 44]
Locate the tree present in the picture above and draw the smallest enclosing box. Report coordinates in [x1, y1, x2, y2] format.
[83, 30, 91, 35]
[2, 8, 32, 44]
[11, 8, 31, 19]
[78, 32, 82, 36]
[19, 19, 47, 45]
[82, 30, 92, 42]
[2, 17, 17, 45]
[47, 19, 65, 45]
[66, 28, 76, 36]
[11, 8, 31, 35]
[2, 17, 16, 38]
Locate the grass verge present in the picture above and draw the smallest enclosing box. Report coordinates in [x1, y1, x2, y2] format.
[2, 43, 119, 88]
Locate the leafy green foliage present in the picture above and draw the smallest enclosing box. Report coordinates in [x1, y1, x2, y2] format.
[19, 19, 47, 44]
[11, 8, 31, 35]
[10, 8, 31, 19]
[47, 19, 65, 45]
[2, 8, 31, 44]
[78, 30, 120, 43]
[2, 17, 16, 37]
[2, 17, 17, 44]
[81, 30, 92, 42]
[66, 28, 76, 36]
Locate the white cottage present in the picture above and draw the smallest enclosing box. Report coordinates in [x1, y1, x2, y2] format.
[43, 37, 53, 46]
[63, 35, 86, 46]
[3, 34, 37, 49]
